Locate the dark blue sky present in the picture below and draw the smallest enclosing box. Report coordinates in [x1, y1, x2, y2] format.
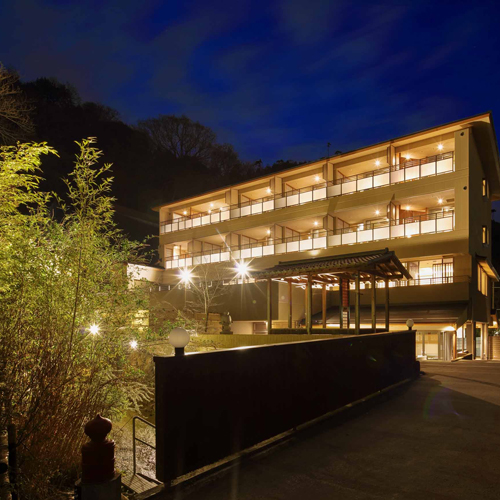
[1, 0, 500, 166]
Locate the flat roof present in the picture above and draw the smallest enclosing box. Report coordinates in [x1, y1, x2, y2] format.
[154, 111, 497, 210]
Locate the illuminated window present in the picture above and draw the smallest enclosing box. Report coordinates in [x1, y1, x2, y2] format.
[478, 265, 488, 295]
[403, 258, 453, 284]
[482, 226, 489, 245]
[482, 178, 489, 198]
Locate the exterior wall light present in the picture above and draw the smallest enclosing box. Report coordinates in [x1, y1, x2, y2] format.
[183, 210, 187, 215]
[405, 154, 411, 160]
[169, 327, 190, 356]
[438, 198, 443, 204]
[375, 210, 380, 215]
[315, 175, 320, 182]
[210, 203, 214, 207]
[266, 229, 271, 235]
[437, 144, 444, 151]
[314, 221, 319, 226]
[235, 261, 249, 278]
[179, 268, 193, 284]
[267, 187, 272, 194]
[406, 319, 414, 330]
[89, 324, 100, 336]
[375, 160, 381, 167]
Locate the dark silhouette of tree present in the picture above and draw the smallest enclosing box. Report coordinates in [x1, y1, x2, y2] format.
[0, 64, 33, 144]
[138, 114, 217, 161]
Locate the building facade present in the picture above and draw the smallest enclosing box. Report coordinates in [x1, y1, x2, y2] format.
[151, 113, 500, 360]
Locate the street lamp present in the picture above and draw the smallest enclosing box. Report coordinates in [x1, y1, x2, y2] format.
[169, 327, 190, 356]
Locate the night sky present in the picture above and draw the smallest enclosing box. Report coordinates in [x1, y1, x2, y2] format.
[1, 0, 500, 166]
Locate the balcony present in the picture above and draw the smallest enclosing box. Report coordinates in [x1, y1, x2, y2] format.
[165, 211, 455, 269]
[160, 151, 454, 235]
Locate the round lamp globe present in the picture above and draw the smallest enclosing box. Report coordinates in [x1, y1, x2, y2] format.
[406, 319, 414, 328]
[169, 327, 190, 348]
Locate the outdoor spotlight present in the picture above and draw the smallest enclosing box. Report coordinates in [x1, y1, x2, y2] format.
[267, 187, 272, 194]
[315, 175, 320, 182]
[375, 160, 381, 166]
[235, 261, 249, 278]
[314, 221, 319, 226]
[375, 210, 380, 215]
[129, 339, 138, 350]
[179, 268, 193, 284]
[438, 198, 443, 204]
[169, 327, 190, 356]
[183, 210, 187, 215]
[89, 324, 100, 335]
[437, 144, 444, 151]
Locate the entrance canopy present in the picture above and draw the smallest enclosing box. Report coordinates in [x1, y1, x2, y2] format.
[251, 248, 411, 335]
[252, 248, 411, 284]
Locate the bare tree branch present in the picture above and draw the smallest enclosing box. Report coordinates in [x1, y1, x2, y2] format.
[185, 263, 229, 333]
[0, 64, 33, 145]
[138, 114, 216, 161]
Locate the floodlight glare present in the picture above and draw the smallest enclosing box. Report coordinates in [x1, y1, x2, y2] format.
[129, 339, 138, 350]
[179, 268, 193, 284]
[89, 324, 100, 335]
[235, 261, 249, 278]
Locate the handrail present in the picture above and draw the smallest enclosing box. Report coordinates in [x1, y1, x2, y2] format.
[165, 210, 455, 264]
[132, 416, 156, 477]
[161, 151, 454, 229]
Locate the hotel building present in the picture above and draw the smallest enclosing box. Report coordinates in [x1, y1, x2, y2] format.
[150, 113, 500, 360]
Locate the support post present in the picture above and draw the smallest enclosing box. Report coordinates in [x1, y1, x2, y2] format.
[338, 280, 343, 329]
[267, 278, 272, 335]
[384, 278, 390, 332]
[355, 273, 360, 335]
[371, 275, 376, 333]
[322, 284, 327, 329]
[307, 275, 313, 334]
[472, 320, 476, 359]
[288, 280, 293, 329]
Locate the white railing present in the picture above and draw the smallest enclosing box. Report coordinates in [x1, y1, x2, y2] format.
[165, 211, 455, 269]
[161, 152, 454, 234]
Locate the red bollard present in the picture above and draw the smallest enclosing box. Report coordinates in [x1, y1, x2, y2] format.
[75, 415, 121, 500]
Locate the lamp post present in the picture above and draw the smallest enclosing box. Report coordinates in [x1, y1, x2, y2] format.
[169, 327, 190, 356]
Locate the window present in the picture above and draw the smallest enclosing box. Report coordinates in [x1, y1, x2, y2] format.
[482, 178, 489, 198]
[478, 264, 488, 295]
[482, 226, 489, 245]
[403, 258, 454, 284]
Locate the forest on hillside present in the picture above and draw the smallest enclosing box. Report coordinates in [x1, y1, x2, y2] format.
[0, 64, 306, 217]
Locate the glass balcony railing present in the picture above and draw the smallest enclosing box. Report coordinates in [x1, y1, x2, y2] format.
[161, 151, 454, 235]
[164, 211, 455, 269]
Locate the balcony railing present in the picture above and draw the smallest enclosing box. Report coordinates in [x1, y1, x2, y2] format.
[161, 151, 454, 234]
[165, 211, 455, 269]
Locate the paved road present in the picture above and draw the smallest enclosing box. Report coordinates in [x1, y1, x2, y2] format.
[167, 361, 500, 500]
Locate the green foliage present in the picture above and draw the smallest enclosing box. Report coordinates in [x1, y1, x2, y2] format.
[0, 138, 152, 498]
